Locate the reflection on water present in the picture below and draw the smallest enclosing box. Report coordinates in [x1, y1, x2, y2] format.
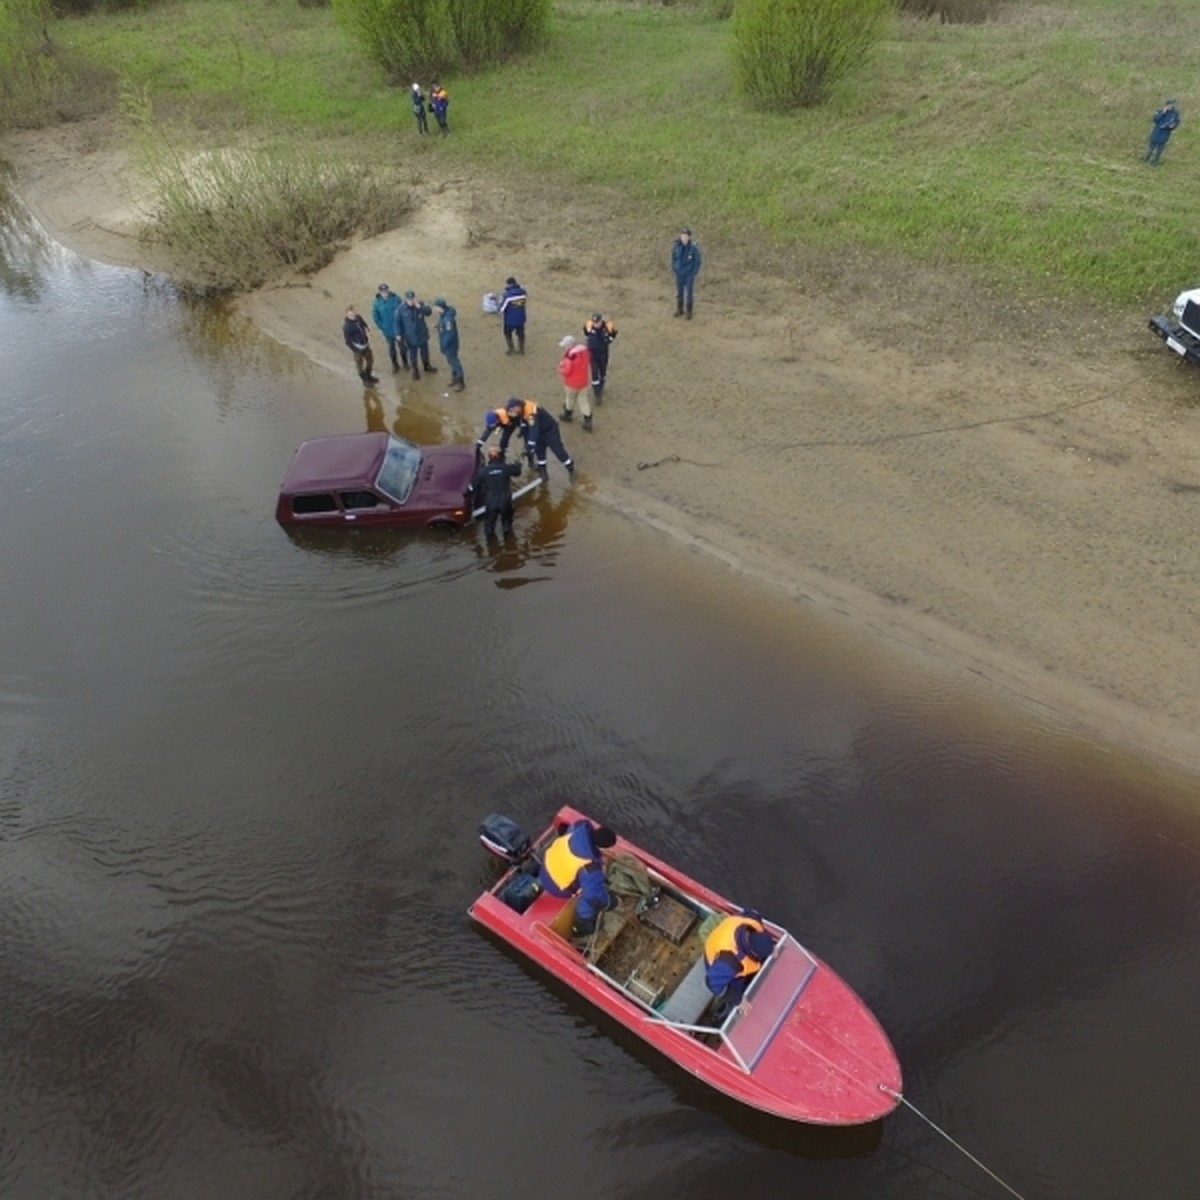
[2, 187, 1200, 1200]
[0, 159, 57, 303]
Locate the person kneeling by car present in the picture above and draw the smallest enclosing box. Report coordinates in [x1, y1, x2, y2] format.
[703, 911, 776, 1019]
[467, 446, 521, 540]
[538, 820, 618, 936]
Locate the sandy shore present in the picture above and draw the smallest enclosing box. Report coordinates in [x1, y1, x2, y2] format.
[8, 118, 1200, 773]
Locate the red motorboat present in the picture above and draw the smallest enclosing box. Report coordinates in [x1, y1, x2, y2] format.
[468, 805, 903, 1126]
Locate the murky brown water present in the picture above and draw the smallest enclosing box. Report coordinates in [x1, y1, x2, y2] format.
[2, 193, 1199, 1200]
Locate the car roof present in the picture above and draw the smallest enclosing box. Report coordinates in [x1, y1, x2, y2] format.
[281, 432, 400, 493]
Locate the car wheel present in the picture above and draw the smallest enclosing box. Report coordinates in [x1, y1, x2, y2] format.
[426, 519, 459, 533]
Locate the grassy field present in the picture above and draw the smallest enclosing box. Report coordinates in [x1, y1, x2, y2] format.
[46, 0, 1200, 306]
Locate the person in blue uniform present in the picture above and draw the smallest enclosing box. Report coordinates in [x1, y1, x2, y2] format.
[433, 298, 464, 391]
[583, 311, 618, 403]
[396, 291, 436, 380]
[430, 81, 450, 134]
[371, 283, 405, 373]
[1146, 98, 1180, 165]
[703, 912, 776, 1012]
[500, 397, 575, 482]
[499, 276, 528, 355]
[670, 227, 702, 319]
[538, 820, 618, 936]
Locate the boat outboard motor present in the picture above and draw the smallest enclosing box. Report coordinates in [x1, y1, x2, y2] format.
[478, 813, 532, 864]
[479, 814, 541, 914]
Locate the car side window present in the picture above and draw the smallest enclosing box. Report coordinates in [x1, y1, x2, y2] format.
[292, 493, 338, 515]
[340, 490, 383, 510]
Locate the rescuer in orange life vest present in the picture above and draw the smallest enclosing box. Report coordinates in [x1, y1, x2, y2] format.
[704, 912, 777, 1009]
[538, 820, 618, 936]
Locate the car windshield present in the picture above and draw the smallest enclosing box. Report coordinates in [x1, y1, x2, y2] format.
[375, 435, 422, 504]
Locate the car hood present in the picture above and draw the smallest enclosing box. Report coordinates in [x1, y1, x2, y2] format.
[412, 444, 477, 500]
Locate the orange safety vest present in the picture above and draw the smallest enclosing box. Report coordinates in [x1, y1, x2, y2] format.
[704, 916, 768, 980]
[584, 318, 616, 340]
[505, 400, 538, 425]
[543, 831, 593, 893]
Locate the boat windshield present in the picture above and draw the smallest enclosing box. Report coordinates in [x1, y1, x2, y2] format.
[722, 936, 818, 1072]
[375, 435, 422, 504]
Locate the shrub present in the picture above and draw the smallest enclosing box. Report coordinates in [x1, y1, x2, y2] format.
[0, 0, 55, 126]
[0, 0, 111, 129]
[131, 124, 414, 293]
[332, 0, 456, 80]
[732, 0, 893, 110]
[333, 0, 550, 78]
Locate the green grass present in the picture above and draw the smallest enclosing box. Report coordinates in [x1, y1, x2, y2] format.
[52, 0, 1200, 306]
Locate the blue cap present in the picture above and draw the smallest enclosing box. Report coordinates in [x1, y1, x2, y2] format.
[485, 411, 500, 429]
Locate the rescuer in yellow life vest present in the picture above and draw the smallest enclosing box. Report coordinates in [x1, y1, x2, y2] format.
[703, 912, 777, 1008]
[538, 819, 618, 935]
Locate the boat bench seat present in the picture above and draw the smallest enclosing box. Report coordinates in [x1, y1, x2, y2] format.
[659, 953, 712, 1025]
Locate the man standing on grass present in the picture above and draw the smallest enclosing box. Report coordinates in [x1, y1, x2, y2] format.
[1146, 98, 1181, 165]
[431, 81, 450, 135]
[342, 306, 378, 386]
[671, 227, 702, 319]
[411, 83, 429, 135]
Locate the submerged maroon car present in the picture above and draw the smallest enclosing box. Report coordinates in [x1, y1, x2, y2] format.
[276, 432, 477, 529]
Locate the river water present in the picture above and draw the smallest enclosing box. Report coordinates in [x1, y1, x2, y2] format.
[1, 190, 1198, 1200]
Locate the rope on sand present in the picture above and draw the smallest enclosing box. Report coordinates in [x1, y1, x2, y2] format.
[636, 454, 721, 471]
[881, 1085, 1029, 1200]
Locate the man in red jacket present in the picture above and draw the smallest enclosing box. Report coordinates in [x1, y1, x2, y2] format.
[557, 335, 594, 431]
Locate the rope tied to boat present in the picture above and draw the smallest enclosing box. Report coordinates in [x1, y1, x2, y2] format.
[880, 1085, 1029, 1200]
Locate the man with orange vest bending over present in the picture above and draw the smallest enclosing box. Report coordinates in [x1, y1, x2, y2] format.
[538, 820, 618, 936]
[704, 912, 777, 1009]
[501, 397, 576, 482]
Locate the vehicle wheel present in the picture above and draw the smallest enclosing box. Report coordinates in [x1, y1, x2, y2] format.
[426, 519, 458, 533]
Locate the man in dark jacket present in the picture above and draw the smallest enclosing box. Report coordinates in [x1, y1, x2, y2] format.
[499, 397, 574, 482]
[396, 291, 436, 380]
[342, 306, 378, 385]
[583, 311, 618, 403]
[703, 911, 776, 1017]
[671, 227, 702, 319]
[499, 276, 528, 355]
[371, 283, 405, 373]
[468, 446, 521, 538]
[411, 83, 429, 135]
[538, 820, 618, 936]
[1146, 98, 1181, 165]
[433, 298, 464, 391]
[430, 81, 450, 135]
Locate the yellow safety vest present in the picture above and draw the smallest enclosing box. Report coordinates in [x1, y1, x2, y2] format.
[543, 831, 592, 893]
[704, 916, 767, 980]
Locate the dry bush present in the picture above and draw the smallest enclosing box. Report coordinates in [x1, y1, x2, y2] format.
[140, 143, 413, 294]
